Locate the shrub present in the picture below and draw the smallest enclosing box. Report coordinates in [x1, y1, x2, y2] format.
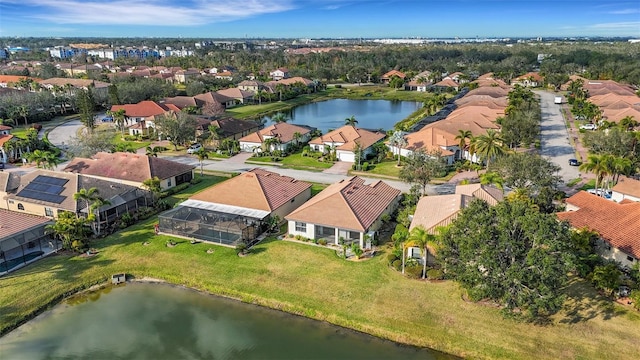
[123, 135, 137, 141]
[120, 213, 134, 227]
[190, 177, 202, 185]
[295, 234, 302, 240]
[405, 265, 423, 279]
[387, 253, 399, 265]
[392, 259, 402, 271]
[318, 239, 327, 246]
[427, 269, 444, 280]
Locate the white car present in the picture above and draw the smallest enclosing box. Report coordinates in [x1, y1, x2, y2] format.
[579, 123, 597, 130]
[186, 143, 203, 154]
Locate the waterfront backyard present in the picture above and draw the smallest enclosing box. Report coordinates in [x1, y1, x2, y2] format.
[1, 176, 639, 360]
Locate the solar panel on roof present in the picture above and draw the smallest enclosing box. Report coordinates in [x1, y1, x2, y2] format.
[16, 189, 66, 204]
[34, 175, 68, 186]
[16, 175, 69, 204]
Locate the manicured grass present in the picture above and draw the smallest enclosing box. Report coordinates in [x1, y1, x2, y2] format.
[2, 177, 639, 359]
[567, 178, 582, 187]
[310, 183, 328, 196]
[359, 160, 402, 178]
[246, 152, 334, 170]
[224, 93, 329, 119]
[579, 179, 596, 190]
[111, 133, 152, 150]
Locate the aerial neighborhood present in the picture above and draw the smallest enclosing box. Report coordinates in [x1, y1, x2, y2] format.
[0, 38, 639, 359]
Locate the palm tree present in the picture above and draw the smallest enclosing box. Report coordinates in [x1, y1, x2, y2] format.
[90, 197, 111, 235]
[16, 105, 29, 127]
[406, 226, 436, 279]
[263, 136, 281, 153]
[388, 130, 407, 166]
[292, 131, 303, 146]
[454, 130, 472, 160]
[74, 187, 100, 220]
[423, 96, 440, 115]
[271, 112, 289, 123]
[145, 146, 161, 157]
[194, 148, 208, 176]
[579, 155, 608, 192]
[42, 151, 61, 170]
[619, 116, 638, 132]
[611, 156, 632, 184]
[344, 115, 358, 127]
[470, 130, 506, 169]
[208, 124, 223, 148]
[107, 109, 127, 136]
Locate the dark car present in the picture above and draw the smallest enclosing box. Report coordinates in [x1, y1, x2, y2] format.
[568, 158, 580, 166]
[0, 162, 4, 170]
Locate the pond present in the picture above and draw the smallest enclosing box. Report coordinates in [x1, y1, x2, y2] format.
[262, 99, 421, 133]
[0, 283, 455, 360]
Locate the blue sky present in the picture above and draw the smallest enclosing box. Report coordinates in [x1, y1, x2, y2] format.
[0, 0, 638, 38]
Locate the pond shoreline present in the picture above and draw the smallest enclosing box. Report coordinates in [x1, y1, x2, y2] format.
[2, 276, 457, 359]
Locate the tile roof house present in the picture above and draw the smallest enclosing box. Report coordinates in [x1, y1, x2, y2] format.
[110, 100, 181, 135]
[433, 78, 460, 91]
[611, 177, 640, 203]
[196, 117, 261, 142]
[511, 72, 544, 87]
[557, 191, 640, 269]
[239, 123, 314, 153]
[237, 80, 264, 92]
[0, 208, 57, 275]
[308, 125, 386, 162]
[2, 169, 151, 226]
[0, 133, 13, 163]
[159, 169, 311, 246]
[194, 91, 236, 109]
[381, 70, 406, 84]
[287, 176, 401, 247]
[269, 67, 290, 81]
[63, 152, 195, 191]
[215, 88, 255, 104]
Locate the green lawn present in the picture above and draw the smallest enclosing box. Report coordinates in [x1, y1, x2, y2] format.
[326, 85, 433, 102]
[1, 177, 639, 359]
[111, 133, 152, 151]
[225, 93, 329, 119]
[246, 152, 334, 170]
[358, 160, 402, 178]
[579, 179, 597, 190]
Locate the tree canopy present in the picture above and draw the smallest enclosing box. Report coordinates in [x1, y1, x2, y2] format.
[153, 112, 198, 150]
[399, 149, 447, 195]
[438, 199, 573, 320]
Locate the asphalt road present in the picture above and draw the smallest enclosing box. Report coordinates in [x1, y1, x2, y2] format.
[536, 91, 581, 184]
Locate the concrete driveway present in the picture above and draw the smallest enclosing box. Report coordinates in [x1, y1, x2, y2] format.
[536, 91, 581, 184]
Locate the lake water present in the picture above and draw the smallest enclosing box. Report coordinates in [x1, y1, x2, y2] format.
[263, 99, 421, 133]
[0, 283, 453, 360]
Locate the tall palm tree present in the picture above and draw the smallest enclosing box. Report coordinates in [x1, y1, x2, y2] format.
[611, 156, 632, 184]
[292, 131, 303, 146]
[145, 146, 161, 157]
[263, 136, 282, 153]
[194, 148, 208, 176]
[406, 226, 436, 279]
[579, 155, 608, 192]
[344, 115, 358, 127]
[423, 96, 440, 115]
[454, 129, 472, 161]
[470, 130, 506, 169]
[90, 197, 111, 235]
[16, 105, 29, 127]
[208, 124, 223, 148]
[107, 109, 127, 136]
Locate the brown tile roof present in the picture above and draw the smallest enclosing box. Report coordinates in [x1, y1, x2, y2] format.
[513, 72, 543, 82]
[410, 194, 473, 233]
[447, 106, 505, 123]
[190, 168, 311, 212]
[471, 78, 510, 89]
[435, 79, 459, 87]
[0, 125, 12, 131]
[0, 172, 20, 192]
[455, 183, 504, 205]
[557, 191, 640, 259]
[0, 209, 51, 239]
[240, 123, 312, 144]
[162, 96, 204, 109]
[455, 96, 509, 108]
[602, 107, 640, 123]
[63, 152, 195, 183]
[286, 176, 401, 232]
[194, 91, 234, 105]
[111, 101, 177, 118]
[38, 78, 110, 89]
[277, 77, 314, 86]
[403, 127, 456, 156]
[0, 75, 31, 84]
[209, 117, 261, 138]
[584, 80, 636, 96]
[466, 86, 510, 98]
[216, 88, 255, 100]
[0, 134, 13, 147]
[309, 125, 385, 151]
[612, 177, 640, 198]
[588, 94, 640, 108]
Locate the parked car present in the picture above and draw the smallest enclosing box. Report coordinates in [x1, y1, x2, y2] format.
[0, 162, 4, 170]
[579, 123, 597, 130]
[186, 143, 203, 154]
[587, 188, 612, 199]
[102, 116, 113, 122]
[568, 158, 580, 166]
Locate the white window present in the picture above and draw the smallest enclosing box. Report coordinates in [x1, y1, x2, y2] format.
[295, 222, 306, 232]
[45, 208, 54, 217]
[167, 179, 172, 187]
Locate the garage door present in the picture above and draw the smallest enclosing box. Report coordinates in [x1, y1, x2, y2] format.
[338, 151, 355, 162]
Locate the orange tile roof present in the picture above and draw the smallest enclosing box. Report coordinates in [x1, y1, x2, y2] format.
[466, 86, 510, 98]
[309, 125, 385, 151]
[381, 70, 406, 79]
[190, 169, 311, 212]
[455, 183, 504, 205]
[612, 177, 640, 198]
[404, 127, 456, 155]
[0, 134, 13, 147]
[0, 208, 51, 239]
[240, 123, 312, 144]
[557, 191, 640, 259]
[602, 107, 640, 123]
[111, 101, 175, 118]
[435, 79, 459, 87]
[286, 176, 401, 232]
[513, 72, 543, 82]
[63, 152, 194, 183]
[447, 106, 505, 122]
[409, 194, 473, 233]
[0, 75, 30, 84]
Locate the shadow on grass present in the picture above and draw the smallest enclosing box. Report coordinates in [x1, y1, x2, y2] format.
[51, 255, 116, 283]
[558, 276, 624, 324]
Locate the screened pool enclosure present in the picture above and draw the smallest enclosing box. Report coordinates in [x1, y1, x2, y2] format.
[158, 203, 267, 246]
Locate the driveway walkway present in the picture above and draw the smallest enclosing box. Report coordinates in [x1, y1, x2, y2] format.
[322, 161, 353, 175]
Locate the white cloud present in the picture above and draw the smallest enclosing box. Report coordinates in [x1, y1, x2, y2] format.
[608, 8, 640, 14]
[8, 0, 295, 26]
[589, 21, 640, 30]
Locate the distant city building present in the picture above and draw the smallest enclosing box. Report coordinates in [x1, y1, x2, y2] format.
[49, 46, 86, 59]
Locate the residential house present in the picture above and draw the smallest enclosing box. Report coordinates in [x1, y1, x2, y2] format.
[214, 71, 234, 81]
[110, 100, 181, 135]
[0, 127, 13, 164]
[0, 208, 58, 275]
[38, 78, 110, 97]
[239, 123, 314, 153]
[0, 75, 31, 88]
[286, 176, 401, 248]
[194, 92, 236, 109]
[216, 88, 254, 104]
[381, 70, 406, 84]
[159, 169, 311, 246]
[2, 169, 151, 226]
[557, 191, 640, 269]
[510, 72, 544, 87]
[405, 70, 433, 91]
[55, 63, 102, 77]
[308, 125, 386, 162]
[203, 117, 261, 142]
[162, 96, 205, 110]
[174, 69, 201, 84]
[611, 177, 640, 202]
[433, 78, 460, 92]
[0, 125, 10, 136]
[64, 152, 195, 191]
[237, 80, 264, 92]
[269, 67, 290, 81]
[407, 184, 503, 260]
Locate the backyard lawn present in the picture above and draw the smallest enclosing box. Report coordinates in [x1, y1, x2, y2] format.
[1, 175, 639, 360]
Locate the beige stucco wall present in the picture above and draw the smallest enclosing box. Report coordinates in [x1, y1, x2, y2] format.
[611, 191, 640, 203]
[7, 200, 64, 218]
[272, 188, 312, 221]
[597, 238, 638, 269]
